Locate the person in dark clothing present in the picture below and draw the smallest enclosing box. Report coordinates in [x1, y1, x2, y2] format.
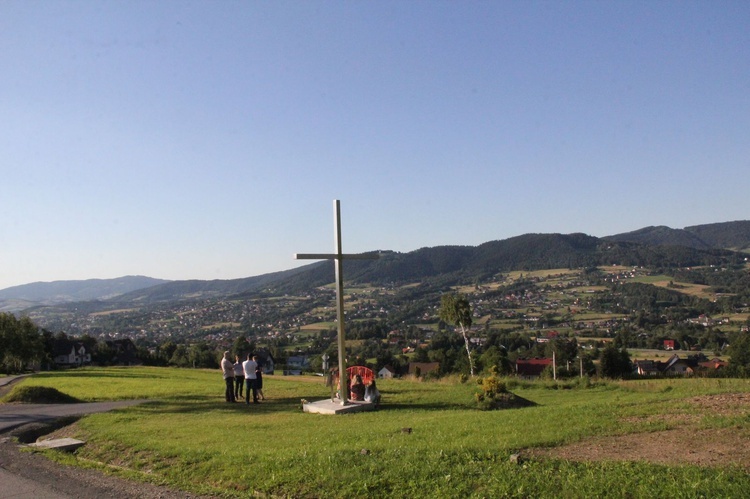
[255, 359, 265, 401]
[350, 374, 365, 401]
[242, 354, 258, 404]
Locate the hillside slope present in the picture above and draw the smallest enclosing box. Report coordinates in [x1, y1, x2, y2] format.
[0, 276, 169, 310]
[4, 220, 748, 313]
[685, 220, 750, 251]
[605, 220, 750, 251]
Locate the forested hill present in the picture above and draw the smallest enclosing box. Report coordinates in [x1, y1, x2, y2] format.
[604, 220, 750, 251]
[685, 221, 750, 250]
[3, 222, 748, 312]
[260, 232, 741, 296]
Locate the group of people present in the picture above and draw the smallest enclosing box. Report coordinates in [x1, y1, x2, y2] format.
[225, 358, 382, 407]
[349, 374, 381, 404]
[221, 351, 265, 404]
[325, 370, 381, 404]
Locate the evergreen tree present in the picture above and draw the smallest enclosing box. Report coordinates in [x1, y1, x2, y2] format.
[727, 332, 750, 377]
[598, 344, 632, 379]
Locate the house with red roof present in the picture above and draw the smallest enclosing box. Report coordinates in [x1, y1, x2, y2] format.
[515, 358, 553, 380]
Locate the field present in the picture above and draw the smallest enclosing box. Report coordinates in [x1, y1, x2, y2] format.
[9, 367, 750, 498]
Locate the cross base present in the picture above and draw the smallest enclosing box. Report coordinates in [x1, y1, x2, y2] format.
[302, 398, 377, 415]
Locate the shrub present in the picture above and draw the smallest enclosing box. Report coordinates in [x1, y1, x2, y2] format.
[475, 366, 509, 410]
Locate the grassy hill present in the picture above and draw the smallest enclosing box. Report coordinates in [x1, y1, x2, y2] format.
[16, 367, 750, 498]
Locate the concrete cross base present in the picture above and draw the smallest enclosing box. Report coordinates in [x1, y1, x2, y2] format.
[29, 437, 85, 452]
[303, 399, 376, 415]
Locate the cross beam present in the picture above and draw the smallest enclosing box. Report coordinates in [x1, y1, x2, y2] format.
[294, 200, 378, 405]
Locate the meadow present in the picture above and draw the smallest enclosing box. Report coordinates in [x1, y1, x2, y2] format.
[9, 367, 750, 498]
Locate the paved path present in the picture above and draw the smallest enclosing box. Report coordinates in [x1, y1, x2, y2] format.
[0, 465, 72, 499]
[0, 376, 147, 433]
[0, 375, 152, 498]
[0, 375, 27, 391]
[0, 399, 148, 434]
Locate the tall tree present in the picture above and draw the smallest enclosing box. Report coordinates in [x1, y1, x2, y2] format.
[727, 331, 750, 377]
[438, 293, 475, 376]
[598, 344, 632, 379]
[479, 345, 513, 375]
[0, 314, 43, 373]
[231, 335, 254, 358]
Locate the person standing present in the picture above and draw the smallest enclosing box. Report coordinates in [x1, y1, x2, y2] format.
[242, 353, 258, 404]
[254, 356, 265, 401]
[221, 351, 235, 403]
[233, 355, 244, 400]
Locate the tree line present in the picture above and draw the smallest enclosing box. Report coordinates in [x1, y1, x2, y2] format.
[0, 313, 43, 373]
[0, 311, 292, 374]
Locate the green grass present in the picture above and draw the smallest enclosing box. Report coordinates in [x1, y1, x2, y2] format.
[12, 367, 750, 498]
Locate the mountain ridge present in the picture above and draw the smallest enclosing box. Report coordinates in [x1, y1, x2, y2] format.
[0, 276, 169, 311]
[2, 220, 748, 313]
[604, 220, 750, 251]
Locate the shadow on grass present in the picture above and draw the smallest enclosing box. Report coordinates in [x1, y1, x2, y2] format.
[383, 402, 480, 411]
[129, 398, 306, 415]
[32, 370, 175, 380]
[133, 394, 504, 415]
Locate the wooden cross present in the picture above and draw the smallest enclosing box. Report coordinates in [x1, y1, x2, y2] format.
[295, 200, 379, 405]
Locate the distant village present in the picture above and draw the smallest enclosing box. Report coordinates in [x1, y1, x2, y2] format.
[52, 331, 728, 382]
[18, 262, 749, 380]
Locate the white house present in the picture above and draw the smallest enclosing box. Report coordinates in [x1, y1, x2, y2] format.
[285, 355, 309, 375]
[53, 340, 91, 367]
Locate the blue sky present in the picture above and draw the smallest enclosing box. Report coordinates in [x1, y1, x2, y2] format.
[1, 1, 748, 290]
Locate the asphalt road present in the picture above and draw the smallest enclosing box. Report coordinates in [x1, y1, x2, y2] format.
[0, 464, 72, 499]
[0, 375, 147, 433]
[0, 375, 192, 499]
[0, 399, 147, 434]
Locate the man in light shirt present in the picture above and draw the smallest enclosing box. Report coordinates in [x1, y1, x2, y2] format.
[221, 351, 235, 403]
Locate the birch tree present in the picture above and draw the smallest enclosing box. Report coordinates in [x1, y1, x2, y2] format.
[439, 293, 475, 377]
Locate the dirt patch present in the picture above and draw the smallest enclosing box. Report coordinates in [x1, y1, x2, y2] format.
[526, 393, 750, 470]
[689, 392, 750, 415]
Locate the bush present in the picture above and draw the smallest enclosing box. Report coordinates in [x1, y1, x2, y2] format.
[475, 367, 510, 410]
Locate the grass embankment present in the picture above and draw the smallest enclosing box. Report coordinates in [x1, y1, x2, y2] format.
[2, 385, 81, 404]
[12, 367, 750, 498]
